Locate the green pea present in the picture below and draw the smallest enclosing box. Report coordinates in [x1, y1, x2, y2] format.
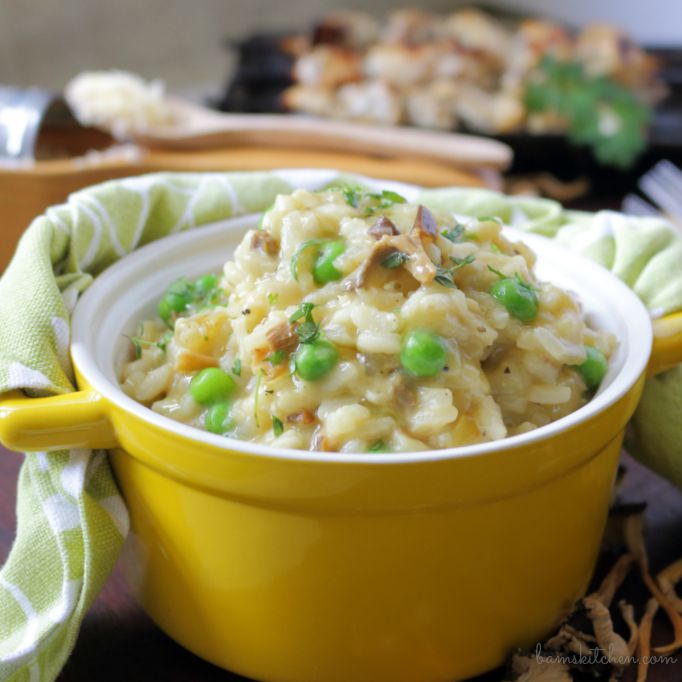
[400, 329, 448, 377]
[158, 278, 194, 323]
[205, 401, 235, 435]
[190, 367, 236, 405]
[158, 292, 190, 323]
[312, 240, 346, 284]
[194, 274, 217, 297]
[294, 340, 339, 381]
[490, 278, 538, 322]
[574, 346, 608, 391]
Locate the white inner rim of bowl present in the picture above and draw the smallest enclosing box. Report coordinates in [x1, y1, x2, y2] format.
[72, 208, 652, 464]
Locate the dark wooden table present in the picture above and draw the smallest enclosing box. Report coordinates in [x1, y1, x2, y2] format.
[0, 446, 681, 681]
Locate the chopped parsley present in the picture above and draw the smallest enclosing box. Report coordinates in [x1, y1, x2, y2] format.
[342, 186, 363, 208]
[435, 254, 475, 288]
[289, 302, 320, 344]
[290, 239, 326, 281]
[267, 292, 279, 305]
[488, 265, 507, 279]
[379, 189, 407, 205]
[441, 224, 465, 243]
[368, 440, 390, 453]
[488, 266, 538, 292]
[335, 185, 407, 214]
[525, 56, 650, 168]
[272, 415, 284, 437]
[514, 272, 538, 293]
[363, 189, 408, 215]
[266, 350, 286, 365]
[289, 302, 315, 323]
[157, 329, 173, 351]
[381, 251, 410, 269]
[130, 324, 173, 359]
[232, 358, 242, 376]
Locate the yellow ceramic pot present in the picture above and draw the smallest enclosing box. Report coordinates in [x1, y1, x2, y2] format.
[0, 215, 673, 682]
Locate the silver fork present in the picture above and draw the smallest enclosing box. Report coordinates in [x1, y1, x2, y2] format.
[623, 160, 682, 234]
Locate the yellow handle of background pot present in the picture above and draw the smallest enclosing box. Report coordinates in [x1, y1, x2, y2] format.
[0, 390, 117, 452]
[650, 312, 682, 377]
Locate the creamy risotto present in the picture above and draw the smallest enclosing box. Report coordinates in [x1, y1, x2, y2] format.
[120, 188, 615, 453]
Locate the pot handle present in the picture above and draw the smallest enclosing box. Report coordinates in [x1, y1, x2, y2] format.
[0, 390, 117, 452]
[650, 311, 682, 376]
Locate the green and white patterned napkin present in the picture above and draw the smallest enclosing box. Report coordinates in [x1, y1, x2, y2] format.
[1, 170, 681, 682]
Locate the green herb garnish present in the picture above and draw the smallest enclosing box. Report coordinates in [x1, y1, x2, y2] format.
[272, 415, 284, 437]
[296, 320, 320, 344]
[232, 358, 242, 376]
[379, 189, 407, 205]
[267, 292, 279, 305]
[342, 186, 363, 208]
[525, 57, 651, 168]
[291, 239, 326, 281]
[289, 302, 315, 323]
[487, 265, 507, 279]
[514, 272, 538, 293]
[441, 224, 465, 243]
[363, 189, 409, 215]
[368, 440, 390, 453]
[157, 329, 173, 351]
[130, 323, 173, 358]
[435, 254, 475, 288]
[266, 350, 286, 365]
[289, 302, 320, 344]
[434, 270, 458, 289]
[381, 251, 410, 269]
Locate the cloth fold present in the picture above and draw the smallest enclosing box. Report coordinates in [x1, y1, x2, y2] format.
[1, 170, 681, 682]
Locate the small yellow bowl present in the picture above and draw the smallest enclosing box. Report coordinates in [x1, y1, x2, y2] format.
[0, 211, 660, 682]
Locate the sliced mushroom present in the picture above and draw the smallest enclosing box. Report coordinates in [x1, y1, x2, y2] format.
[287, 409, 316, 425]
[411, 204, 438, 242]
[368, 215, 399, 239]
[346, 233, 436, 289]
[394, 379, 417, 410]
[346, 204, 442, 289]
[250, 230, 279, 256]
[311, 427, 333, 451]
[266, 322, 298, 353]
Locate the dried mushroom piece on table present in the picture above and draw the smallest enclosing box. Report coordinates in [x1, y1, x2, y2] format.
[504, 503, 682, 682]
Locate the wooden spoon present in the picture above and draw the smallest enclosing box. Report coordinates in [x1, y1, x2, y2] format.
[130, 97, 513, 171]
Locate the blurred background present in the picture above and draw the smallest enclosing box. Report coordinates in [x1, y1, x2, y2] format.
[2, 0, 682, 269]
[2, 0, 680, 91]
